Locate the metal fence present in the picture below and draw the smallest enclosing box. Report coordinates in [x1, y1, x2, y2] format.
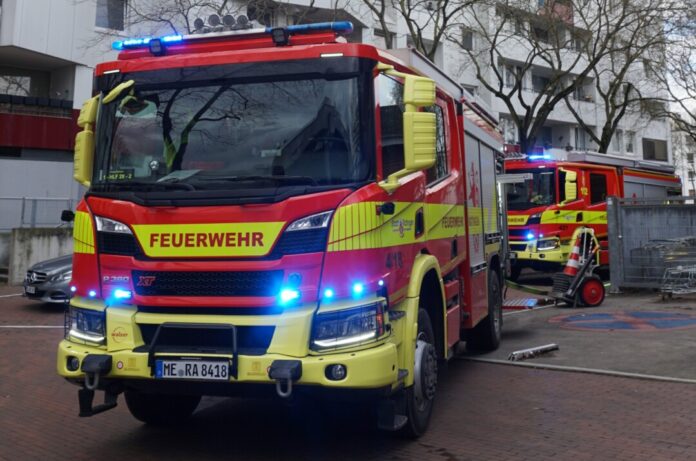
[608, 196, 696, 293]
[0, 197, 77, 231]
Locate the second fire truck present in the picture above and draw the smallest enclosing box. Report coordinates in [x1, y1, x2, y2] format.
[505, 151, 681, 279]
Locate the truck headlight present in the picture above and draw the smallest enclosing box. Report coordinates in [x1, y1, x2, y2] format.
[537, 238, 560, 250]
[95, 216, 132, 234]
[311, 303, 386, 351]
[67, 307, 106, 345]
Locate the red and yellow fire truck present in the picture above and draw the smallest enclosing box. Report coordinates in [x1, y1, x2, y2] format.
[57, 20, 503, 436]
[505, 151, 681, 278]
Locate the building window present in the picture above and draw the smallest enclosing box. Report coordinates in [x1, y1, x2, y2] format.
[532, 26, 549, 43]
[0, 75, 31, 96]
[642, 138, 668, 161]
[504, 65, 522, 88]
[689, 171, 695, 180]
[687, 153, 694, 163]
[625, 131, 635, 153]
[590, 173, 608, 204]
[96, 0, 126, 30]
[426, 103, 448, 184]
[532, 74, 550, 93]
[461, 28, 474, 51]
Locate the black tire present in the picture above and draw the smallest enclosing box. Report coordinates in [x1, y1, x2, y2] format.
[509, 264, 522, 281]
[399, 308, 438, 438]
[124, 390, 201, 425]
[467, 272, 503, 352]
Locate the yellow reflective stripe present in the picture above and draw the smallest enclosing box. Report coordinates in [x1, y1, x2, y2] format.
[327, 202, 467, 252]
[132, 222, 285, 258]
[508, 215, 528, 226]
[468, 206, 483, 234]
[540, 210, 607, 225]
[73, 211, 95, 254]
[425, 203, 465, 240]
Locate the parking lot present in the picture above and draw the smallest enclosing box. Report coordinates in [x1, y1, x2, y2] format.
[2, 284, 696, 460]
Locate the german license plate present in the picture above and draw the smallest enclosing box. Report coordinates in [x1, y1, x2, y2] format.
[25, 286, 36, 294]
[155, 359, 229, 381]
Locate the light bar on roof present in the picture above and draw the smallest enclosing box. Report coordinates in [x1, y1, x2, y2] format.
[112, 21, 353, 51]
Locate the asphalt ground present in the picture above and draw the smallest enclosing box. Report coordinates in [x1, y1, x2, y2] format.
[2, 283, 696, 460]
[490, 271, 696, 381]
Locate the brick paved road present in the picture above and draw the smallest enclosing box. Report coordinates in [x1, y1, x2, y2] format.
[2, 291, 696, 460]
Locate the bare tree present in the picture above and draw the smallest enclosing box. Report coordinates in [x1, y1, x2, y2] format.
[450, 0, 681, 155]
[356, 0, 473, 61]
[563, 0, 685, 154]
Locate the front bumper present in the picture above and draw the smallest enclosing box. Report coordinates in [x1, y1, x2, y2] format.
[510, 241, 569, 266]
[57, 339, 399, 391]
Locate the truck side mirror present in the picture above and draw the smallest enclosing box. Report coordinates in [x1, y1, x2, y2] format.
[73, 95, 99, 186]
[60, 210, 75, 222]
[377, 64, 437, 194]
[561, 169, 578, 205]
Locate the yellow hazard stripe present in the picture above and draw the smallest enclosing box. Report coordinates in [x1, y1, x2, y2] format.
[327, 202, 467, 252]
[540, 210, 607, 225]
[73, 211, 95, 254]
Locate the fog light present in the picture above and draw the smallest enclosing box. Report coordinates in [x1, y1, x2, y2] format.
[67, 356, 80, 371]
[325, 364, 347, 381]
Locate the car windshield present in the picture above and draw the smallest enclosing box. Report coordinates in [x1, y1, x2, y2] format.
[507, 168, 556, 210]
[93, 74, 369, 191]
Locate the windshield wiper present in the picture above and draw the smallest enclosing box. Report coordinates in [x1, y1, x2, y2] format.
[94, 180, 196, 191]
[196, 175, 318, 186]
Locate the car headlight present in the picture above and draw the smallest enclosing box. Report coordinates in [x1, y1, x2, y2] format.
[52, 270, 72, 282]
[537, 238, 560, 250]
[272, 211, 333, 255]
[95, 216, 132, 234]
[67, 307, 105, 345]
[311, 302, 386, 351]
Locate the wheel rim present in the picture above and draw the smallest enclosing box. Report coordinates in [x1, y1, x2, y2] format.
[582, 279, 604, 306]
[413, 338, 437, 412]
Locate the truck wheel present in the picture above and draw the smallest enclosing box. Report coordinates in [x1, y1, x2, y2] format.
[509, 264, 522, 281]
[124, 390, 201, 425]
[579, 275, 605, 307]
[400, 308, 438, 438]
[467, 273, 503, 352]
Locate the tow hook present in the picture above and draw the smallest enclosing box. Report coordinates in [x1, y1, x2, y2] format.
[268, 360, 302, 398]
[78, 355, 119, 417]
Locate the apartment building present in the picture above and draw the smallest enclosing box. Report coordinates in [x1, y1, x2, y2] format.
[0, 0, 122, 229]
[672, 120, 696, 196]
[0, 0, 674, 231]
[237, 0, 672, 163]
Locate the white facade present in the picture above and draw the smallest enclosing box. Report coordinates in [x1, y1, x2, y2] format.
[0, 0, 121, 230]
[672, 121, 696, 196]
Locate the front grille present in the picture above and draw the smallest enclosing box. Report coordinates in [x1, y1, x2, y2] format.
[97, 232, 143, 256]
[270, 228, 328, 256]
[25, 271, 47, 283]
[132, 270, 283, 297]
[509, 229, 532, 239]
[138, 323, 275, 356]
[510, 242, 528, 251]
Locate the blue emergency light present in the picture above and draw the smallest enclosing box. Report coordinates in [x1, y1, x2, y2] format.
[112, 21, 353, 51]
[527, 154, 552, 161]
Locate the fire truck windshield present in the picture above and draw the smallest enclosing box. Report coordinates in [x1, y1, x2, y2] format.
[506, 168, 556, 210]
[92, 73, 370, 193]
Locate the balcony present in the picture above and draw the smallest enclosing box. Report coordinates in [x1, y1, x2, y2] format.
[0, 96, 79, 151]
